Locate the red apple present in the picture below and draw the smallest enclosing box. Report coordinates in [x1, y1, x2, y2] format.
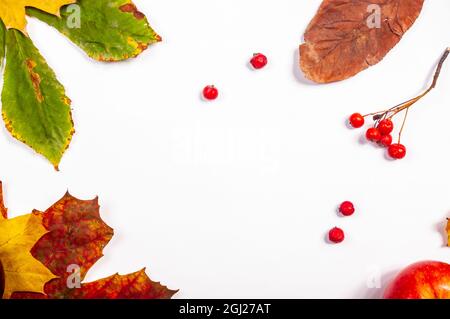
[383, 261, 450, 299]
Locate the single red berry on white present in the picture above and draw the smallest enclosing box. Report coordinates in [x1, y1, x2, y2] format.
[388, 143, 407, 159]
[339, 201, 355, 216]
[366, 127, 382, 142]
[349, 113, 365, 128]
[379, 134, 393, 147]
[250, 53, 268, 69]
[377, 119, 394, 135]
[328, 227, 345, 243]
[203, 85, 219, 100]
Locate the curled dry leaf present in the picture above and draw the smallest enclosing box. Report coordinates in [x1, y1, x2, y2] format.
[27, 0, 162, 62]
[2, 29, 74, 169]
[300, 0, 425, 83]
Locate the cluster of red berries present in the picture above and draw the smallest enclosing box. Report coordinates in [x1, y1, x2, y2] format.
[328, 201, 356, 244]
[349, 113, 406, 160]
[202, 53, 268, 101]
[346, 49, 450, 160]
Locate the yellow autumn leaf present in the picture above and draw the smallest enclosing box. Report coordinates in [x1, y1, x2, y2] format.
[0, 188, 55, 299]
[0, 0, 76, 33]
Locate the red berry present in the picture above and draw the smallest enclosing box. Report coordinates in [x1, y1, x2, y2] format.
[328, 227, 345, 243]
[349, 113, 365, 128]
[250, 53, 268, 69]
[339, 201, 355, 216]
[203, 85, 219, 100]
[378, 119, 394, 135]
[366, 127, 381, 142]
[378, 134, 393, 147]
[388, 143, 407, 159]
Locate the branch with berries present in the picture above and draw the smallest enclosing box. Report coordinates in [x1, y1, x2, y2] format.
[348, 48, 450, 160]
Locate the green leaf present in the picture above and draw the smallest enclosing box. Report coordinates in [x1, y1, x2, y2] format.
[0, 20, 5, 68]
[27, 0, 161, 61]
[2, 30, 74, 169]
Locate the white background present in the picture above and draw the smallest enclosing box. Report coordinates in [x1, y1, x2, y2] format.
[0, 0, 449, 298]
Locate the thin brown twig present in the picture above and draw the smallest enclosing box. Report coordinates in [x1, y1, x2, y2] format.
[372, 48, 450, 121]
[398, 106, 410, 143]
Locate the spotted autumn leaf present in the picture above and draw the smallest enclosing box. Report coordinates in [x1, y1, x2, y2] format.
[27, 1, 161, 61]
[299, 0, 425, 83]
[0, 182, 176, 299]
[0, 0, 161, 169]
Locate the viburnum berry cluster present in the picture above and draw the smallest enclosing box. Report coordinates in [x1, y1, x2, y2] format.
[349, 48, 450, 160]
